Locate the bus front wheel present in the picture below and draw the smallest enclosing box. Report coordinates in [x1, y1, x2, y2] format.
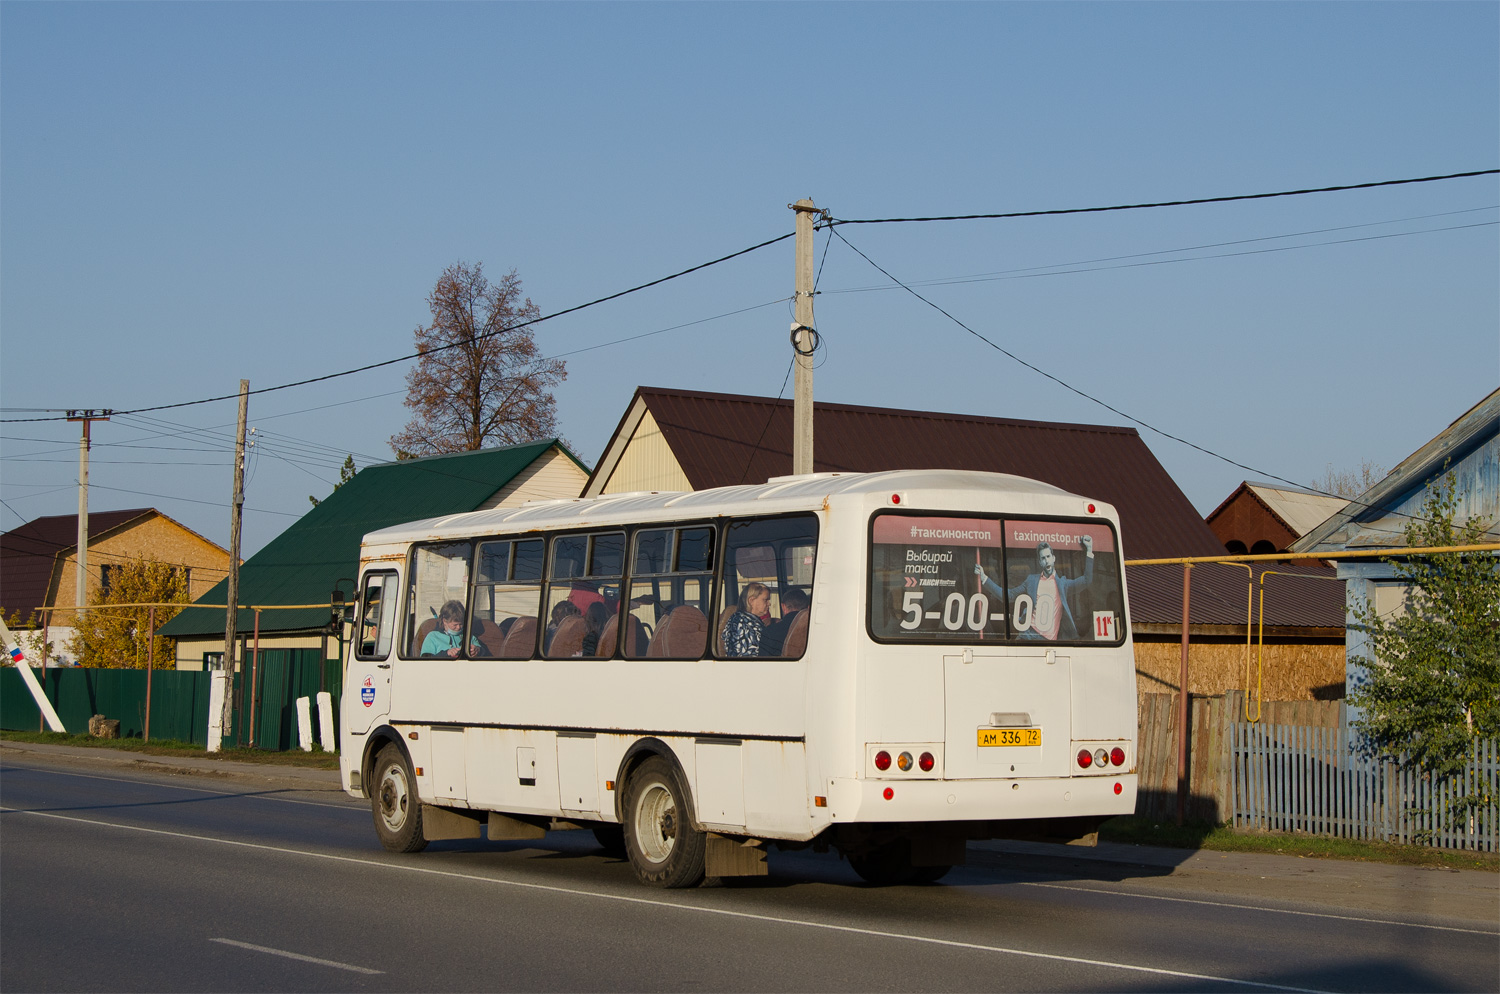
[623, 756, 705, 888]
[371, 744, 427, 853]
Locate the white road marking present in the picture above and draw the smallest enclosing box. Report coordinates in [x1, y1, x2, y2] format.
[209, 938, 383, 975]
[1019, 880, 1499, 937]
[6, 767, 1491, 941]
[0, 763, 352, 810]
[4, 806, 1333, 994]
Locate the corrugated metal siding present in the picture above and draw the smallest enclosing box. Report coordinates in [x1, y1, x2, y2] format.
[601, 409, 693, 494]
[479, 446, 590, 508]
[638, 387, 1225, 560]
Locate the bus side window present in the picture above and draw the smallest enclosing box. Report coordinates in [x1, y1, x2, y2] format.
[356, 572, 397, 660]
[404, 542, 473, 658]
[544, 532, 623, 659]
[628, 525, 715, 660]
[717, 515, 818, 659]
[466, 538, 544, 660]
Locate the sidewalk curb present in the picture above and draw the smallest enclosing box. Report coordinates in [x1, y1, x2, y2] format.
[0, 738, 341, 789]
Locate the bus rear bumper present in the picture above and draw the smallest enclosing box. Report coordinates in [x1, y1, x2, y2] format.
[826, 773, 1137, 825]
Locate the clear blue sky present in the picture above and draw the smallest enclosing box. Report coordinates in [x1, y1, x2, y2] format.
[3, 1, 1496, 559]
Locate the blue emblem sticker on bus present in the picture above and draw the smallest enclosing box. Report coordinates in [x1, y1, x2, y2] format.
[361, 675, 376, 707]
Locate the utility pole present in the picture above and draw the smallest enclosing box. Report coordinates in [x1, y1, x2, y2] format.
[66, 410, 112, 624]
[221, 380, 249, 739]
[791, 198, 821, 476]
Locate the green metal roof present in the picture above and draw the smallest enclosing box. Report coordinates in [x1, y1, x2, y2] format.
[159, 440, 585, 638]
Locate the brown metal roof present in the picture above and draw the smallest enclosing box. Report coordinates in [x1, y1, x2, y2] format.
[0, 509, 155, 620]
[621, 387, 1226, 561]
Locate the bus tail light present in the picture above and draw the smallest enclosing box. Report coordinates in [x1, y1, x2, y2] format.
[1076, 749, 1092, 769]
[1110, 747, 1125, 767]
[1114, 783, 1123, 795]
[896, 751, 913, 772]
[874, 750, 892, 771]
[919, 751, 934, 772]
[1093, 748, 1108, 768]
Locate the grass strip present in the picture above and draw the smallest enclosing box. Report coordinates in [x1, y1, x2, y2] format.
[0, 729, 340, 769]
[1100, 815, 1497, 872]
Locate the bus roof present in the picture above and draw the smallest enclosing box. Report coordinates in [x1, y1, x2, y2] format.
[361, 468, 1088, 548]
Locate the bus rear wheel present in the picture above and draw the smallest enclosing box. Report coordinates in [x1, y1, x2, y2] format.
[848, 839, 950, 885]
[623, 756, 705, 888]
[371, 744, 427, 853]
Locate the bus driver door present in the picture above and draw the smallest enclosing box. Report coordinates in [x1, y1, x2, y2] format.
[347, 569, 398, 734]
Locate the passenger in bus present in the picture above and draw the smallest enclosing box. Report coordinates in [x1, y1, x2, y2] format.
[974, 534, 1094, 640]
[760, 587, 810, 656]
[421, 600, 483, 658]
[580, 602, 609, 657]
[722, 582, 770, 656]
[544, 600, 581, 654]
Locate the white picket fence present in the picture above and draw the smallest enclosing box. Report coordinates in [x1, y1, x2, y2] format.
[1231, 722, 1499, 852]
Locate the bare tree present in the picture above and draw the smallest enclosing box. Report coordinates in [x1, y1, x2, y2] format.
[1310, 460, 1386, 498]
[391, 262, 566, 455]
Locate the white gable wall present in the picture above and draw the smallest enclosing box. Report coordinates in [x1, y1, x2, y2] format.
[600, 409, 691, 494]
[477, 446, 589, 510]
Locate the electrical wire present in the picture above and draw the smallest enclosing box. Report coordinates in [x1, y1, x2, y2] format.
[826, 225, 1464, 526]
[0, 231, 797, 424]
[12, 168, 1491, 429]
[737, 357, 798, 486]
[824, 208, 1499, 295]
[825, 169, 1500, 226]
[79, 483, 303, 517]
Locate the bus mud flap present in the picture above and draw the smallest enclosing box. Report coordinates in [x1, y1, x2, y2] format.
[705, 834, 768, 878]
[489, 811, 547, 841]
[422, 805, 483, 841]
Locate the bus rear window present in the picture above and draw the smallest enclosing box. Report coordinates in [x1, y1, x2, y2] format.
[869, 513, 1124, 644]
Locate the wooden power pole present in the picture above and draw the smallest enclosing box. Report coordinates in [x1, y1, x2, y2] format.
[791, 199, 820, 476]
[66, 410, 112, 623]
[220, 380, 249, 741]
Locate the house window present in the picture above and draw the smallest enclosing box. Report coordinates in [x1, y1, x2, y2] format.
[99, 564, 117, 596]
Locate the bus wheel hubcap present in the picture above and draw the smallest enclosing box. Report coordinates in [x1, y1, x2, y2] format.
[380, 768, 408, 830]
[636, 782, 677, 863]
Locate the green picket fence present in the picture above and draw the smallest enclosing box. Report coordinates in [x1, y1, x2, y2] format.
[1, 650, 342, 751]
[229, 649, 343, 751]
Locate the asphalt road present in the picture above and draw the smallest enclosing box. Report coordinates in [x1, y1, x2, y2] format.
[1, 744, 1495, 993]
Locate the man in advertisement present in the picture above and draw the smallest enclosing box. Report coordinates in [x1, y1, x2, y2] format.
[975, 534, 1094, 640]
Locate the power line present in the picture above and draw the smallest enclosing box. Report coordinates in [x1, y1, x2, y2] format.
[825, 225, 1459, 527]
[825, 169, 1500, 226]
[81, 483, 303, 517]
[0, 231, 797, 425]
[824, 207, 1499, 295]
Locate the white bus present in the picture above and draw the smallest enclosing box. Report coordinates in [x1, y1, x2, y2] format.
[340, 469, 1137, 887]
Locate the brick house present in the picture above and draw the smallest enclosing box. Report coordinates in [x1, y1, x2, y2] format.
[0, 508, 232, 666]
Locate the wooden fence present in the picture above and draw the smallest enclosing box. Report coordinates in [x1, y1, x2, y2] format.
[1136, 691, 1499, 851]
[1231, 722, 1499, 852]
[1134, 690, 1337, 822]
